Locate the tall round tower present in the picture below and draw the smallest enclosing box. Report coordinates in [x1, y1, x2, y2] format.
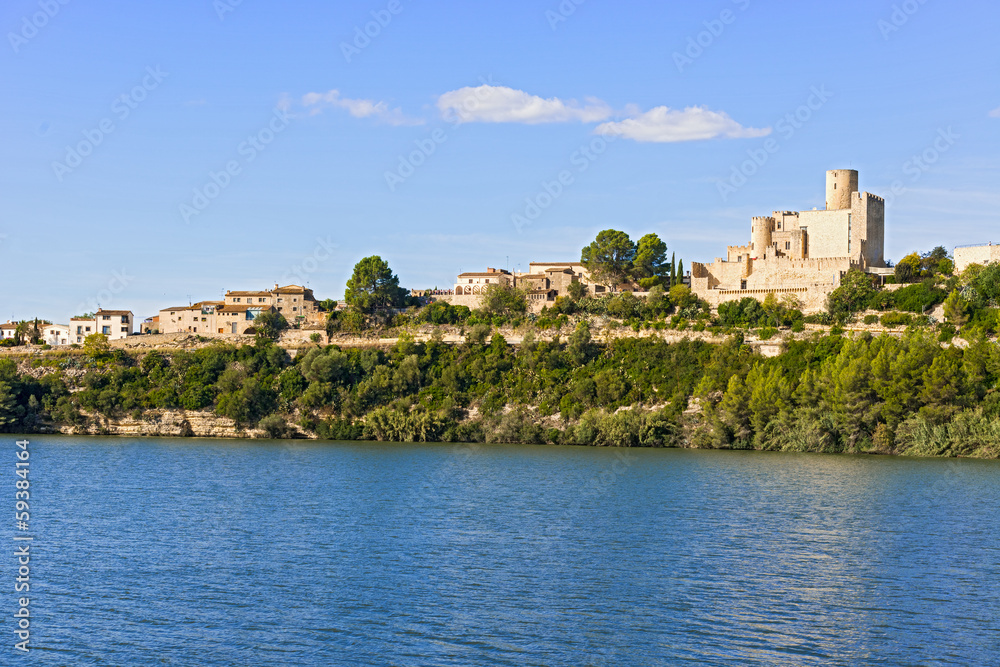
[826, 169, 858, 210]
[751, 216, 773, 257]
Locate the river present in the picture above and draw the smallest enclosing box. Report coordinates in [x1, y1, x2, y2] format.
[5, 436, 999, 665]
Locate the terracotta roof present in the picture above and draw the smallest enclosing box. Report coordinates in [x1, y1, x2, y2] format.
[531, 262, 583, 266]
[70, 317, 92, 321]
[544, 267, 574, 273]
[457, 272, 514, 278]
[226, 291, 271, 297]
[272, 285, 309, 294]
[96, 310, 132, 316]
[517, 274, 546, 279]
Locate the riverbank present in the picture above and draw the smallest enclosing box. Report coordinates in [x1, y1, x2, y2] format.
[2, 326, 998, 458]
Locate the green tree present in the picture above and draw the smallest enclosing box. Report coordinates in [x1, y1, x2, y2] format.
[895, 252, 922, 283]
[943, 290, 968, 327]
[479, 284, 528, 318]
[670, 252, 676, 287]
[567, 280, 587, 301]
[317, 299, 337, 312]
[253, 312, 289, 341]
[826, 269, 878, 321]
[83, 333, 110, 355]
[632, 233, 669, 288]
[581, 229, 636, 289]
[345, 256, 405, 313]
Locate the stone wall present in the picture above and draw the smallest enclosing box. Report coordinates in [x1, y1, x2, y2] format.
[797, 209, 850, 259]
[955, 244, 1000, 273]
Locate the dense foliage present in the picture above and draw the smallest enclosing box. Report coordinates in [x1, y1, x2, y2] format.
[2, 328, 999, 458]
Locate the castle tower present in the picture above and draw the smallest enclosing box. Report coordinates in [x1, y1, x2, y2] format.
[751, 216, 773, 257]
[826, 169, 858, 210]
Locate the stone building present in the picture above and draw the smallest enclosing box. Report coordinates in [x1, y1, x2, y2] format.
[691, 170, 888, 311]
[447, 263, 615, 312]
[224, 284, 318, 322]
[157, 284, 319, 334]
[954, 243, 1000, 274]
[158, 302, 224, 334]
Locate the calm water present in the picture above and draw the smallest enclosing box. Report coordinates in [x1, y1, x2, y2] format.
[3, 437, 999, 666]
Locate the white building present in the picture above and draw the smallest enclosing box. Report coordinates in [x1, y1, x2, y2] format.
[44, 324, 71, 346]
[70, 310, 133, 343]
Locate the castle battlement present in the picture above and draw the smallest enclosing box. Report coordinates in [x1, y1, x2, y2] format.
[691, 169, 887, 313]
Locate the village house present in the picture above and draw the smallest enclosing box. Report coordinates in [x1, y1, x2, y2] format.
[44, 324, 70, 346]
[71, 310, 134, 343]
[0, 322, 17, 341]
[224, 284, 319, 323]
[157, 284, 319, 335]
[446, 263, 615, 312]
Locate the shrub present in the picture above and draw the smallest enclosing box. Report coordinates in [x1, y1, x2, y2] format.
[880, 312, 913, 328]
[259, 414, 293, 439]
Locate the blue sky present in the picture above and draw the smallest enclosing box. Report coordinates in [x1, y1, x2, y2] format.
[2, 0, 998, 322]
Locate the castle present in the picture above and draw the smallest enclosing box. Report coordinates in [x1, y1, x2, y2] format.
[691, 170, 889, 311]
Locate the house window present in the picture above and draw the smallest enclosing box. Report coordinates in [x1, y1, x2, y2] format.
[121, 316, 128, 323]
[102, 315, 110, 320]
[785, 242, 791, 250]
[86, 327, 92, 332]
[277, 307, 283, 312]
[102, 326, 111, 334]
[76, 326, 82, 334]
[121, 327, 127, 333]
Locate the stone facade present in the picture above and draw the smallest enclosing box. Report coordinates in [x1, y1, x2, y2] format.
[225, 284, 318, 323]
[954, 243, 1000, 274]
[158, 284, 318, 334]
[692, 170, 886, 312]
[445, 262, 615, 312]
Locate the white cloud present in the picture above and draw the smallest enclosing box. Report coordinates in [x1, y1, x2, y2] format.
[437, 85, 613, 124]
[300, 89, 422, 126]
[596, 106, 770, 143]
[989, 106, 1000, 118]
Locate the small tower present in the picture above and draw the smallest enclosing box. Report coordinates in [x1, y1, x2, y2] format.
[826, 169, 858, 210]
[751, 216, 773, 257]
